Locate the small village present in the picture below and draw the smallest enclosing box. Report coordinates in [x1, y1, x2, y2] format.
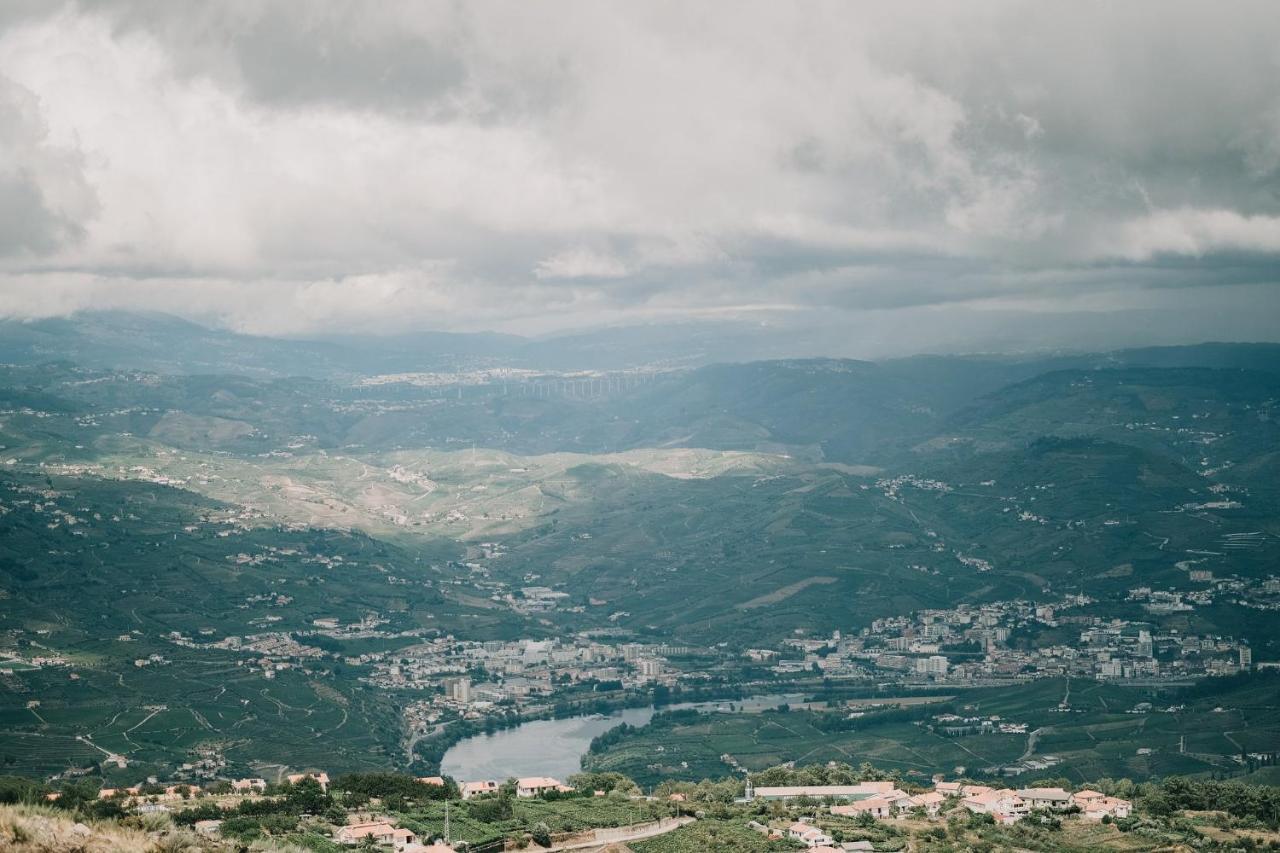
[39, 764, 1140, 853]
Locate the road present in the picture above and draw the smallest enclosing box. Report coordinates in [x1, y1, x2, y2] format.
[404, 720, 451, 762]
[1019, 726, 1050, 763]
[542, 816, 696, 851]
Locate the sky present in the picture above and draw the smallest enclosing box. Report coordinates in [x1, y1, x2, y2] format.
[1, 0, 1279, 352]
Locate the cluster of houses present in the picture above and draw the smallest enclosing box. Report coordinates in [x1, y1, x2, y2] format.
[458, 775, 573, 799]
[85, 763, 1138, 851]
[954, 783, 1131, 824]
[770, 588, 1260, 685]
[745, 778, 1132, 842]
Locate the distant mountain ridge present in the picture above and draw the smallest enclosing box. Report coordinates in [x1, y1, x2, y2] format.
[4, 310, 1279, 378]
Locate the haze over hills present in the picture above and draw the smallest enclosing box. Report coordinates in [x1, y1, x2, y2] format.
[7, 311, 1280, 379]
[1, 312, 1277, 797]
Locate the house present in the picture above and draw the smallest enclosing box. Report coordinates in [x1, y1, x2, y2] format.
[1070, 789, 1105, 808]
[909, 791, 947, 817]
[231, 778, 266, 793]
[787, 822, 835, 848]
[934, 781, 963, 797]
[886, 790, 914, 810]
[960, 784, 993, 798]
[460, 780, 500, 799]
[335, 822, 416, 848]
[193, 820, 222, 837]
[286, 771, 330, 791]
[516, 776, 572, 798]
[416, 776, 445, 787]
[962, 788, 1028, 824]
[831, 796, 895, 820]
[1082, 796, 1132, 821]
[99, 786, 142, 800]
[1016, 787, 1073, 810]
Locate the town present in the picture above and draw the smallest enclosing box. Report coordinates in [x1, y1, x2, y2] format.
[32, 762, 1145, 852]
[123, 583, 1267, 752]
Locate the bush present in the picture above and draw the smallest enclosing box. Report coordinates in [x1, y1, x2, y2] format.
[467, 795, 514, 823]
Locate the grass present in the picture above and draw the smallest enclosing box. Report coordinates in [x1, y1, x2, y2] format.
[629, 817, 798, 852]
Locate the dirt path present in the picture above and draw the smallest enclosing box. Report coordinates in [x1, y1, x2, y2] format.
[1019, 727, 1049, 762]
[736, 576, 837, 610]
[544, 816, 696, 851]
[127, 707, 165, 733]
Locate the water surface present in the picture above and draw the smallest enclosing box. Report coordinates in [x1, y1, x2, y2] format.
[440, 693, 811, 781]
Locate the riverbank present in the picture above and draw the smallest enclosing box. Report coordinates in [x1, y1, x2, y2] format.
[428, 680, 983, 781]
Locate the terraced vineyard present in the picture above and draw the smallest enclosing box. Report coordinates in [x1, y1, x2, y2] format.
[584, 677, 1280, 787]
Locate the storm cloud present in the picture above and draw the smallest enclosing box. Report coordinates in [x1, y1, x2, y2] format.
[0, 0, 1278, 350]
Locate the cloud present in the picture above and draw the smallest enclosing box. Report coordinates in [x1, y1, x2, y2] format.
[1105, 208, 1280, 261]
[535, 247, 629, 280]
[0, 1, 1276, 348]
[0, 73, 97, 255]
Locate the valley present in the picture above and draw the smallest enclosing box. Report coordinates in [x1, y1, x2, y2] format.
[0, 319, 1277, 797]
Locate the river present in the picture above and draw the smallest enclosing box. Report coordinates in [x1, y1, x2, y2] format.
[440, 693, 814, 781]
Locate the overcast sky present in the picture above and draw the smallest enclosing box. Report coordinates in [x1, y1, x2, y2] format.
[1, 1, 1279, 351]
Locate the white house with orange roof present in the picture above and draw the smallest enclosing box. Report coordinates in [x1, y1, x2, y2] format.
[98, 785, 142, 801]
[831, 796, 893, 820]
[1080, 795, 1132, 821]
[787, 821, 835, 848]
[460, 780, 499, 800]
[286, 771, 330, 791]
[830, 789, 910, 820]
[1070, 789, 1104, 808]
[335, 821, 416, 848]
[909, 791, 947, 817]
[934, 781, 963, 797]
[516, 776, 573, 798]
[962, 788, 1028, 823]
[230, 778, 266, 793]
[1016, 787, 1073, 810]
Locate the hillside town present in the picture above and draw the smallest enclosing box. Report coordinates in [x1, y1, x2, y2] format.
[138, 584, 1266, 716]
[46, 764, 1140, 852]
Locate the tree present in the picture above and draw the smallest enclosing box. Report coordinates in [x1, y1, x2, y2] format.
[283, 776, 329, 814]
[0, 776, 44, 804]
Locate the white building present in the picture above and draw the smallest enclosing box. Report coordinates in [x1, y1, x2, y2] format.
[787, 822, 835, 848]
[962, 788, 1028, 823]
[460, 780, 499, 800]
[516, 776, 572, 798]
